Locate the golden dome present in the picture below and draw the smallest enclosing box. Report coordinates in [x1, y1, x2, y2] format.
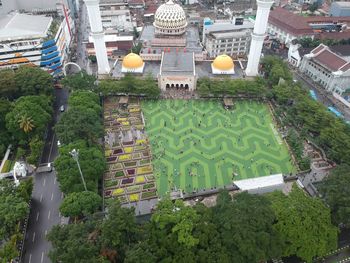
[212, 55, 234, 71]
[122, 53, 144, 69]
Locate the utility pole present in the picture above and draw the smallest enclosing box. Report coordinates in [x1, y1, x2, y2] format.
[70, 149, 88, 191]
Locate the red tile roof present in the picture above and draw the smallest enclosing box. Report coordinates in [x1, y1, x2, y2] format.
[268, 7, 314, 36]
[311, 45, 325, 54]
[340, 63, 350, 72]
[313, 49, 349, 71]
[305, 16, 350, 24]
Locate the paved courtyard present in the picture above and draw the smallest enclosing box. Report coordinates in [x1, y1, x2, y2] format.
[142, 99, 296, 196]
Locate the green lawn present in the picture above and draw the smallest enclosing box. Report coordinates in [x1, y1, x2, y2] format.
[141, 99, 296, 196]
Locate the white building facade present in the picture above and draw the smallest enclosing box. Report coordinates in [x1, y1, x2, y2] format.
[300, 44, 350, 95]
[202, 18, 253, 58]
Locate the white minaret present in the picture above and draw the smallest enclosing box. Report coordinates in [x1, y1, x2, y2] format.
[84, 0, 110, 75]
[245, 0, 274, 76]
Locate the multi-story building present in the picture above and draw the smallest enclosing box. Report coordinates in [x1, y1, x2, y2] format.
[0, 0, 78, 15]
[202, 18, 254, 58]
[330, 2, 350, 17]
[0, 12, 74, 76]
[300, 44, 350, 95]
[267, 7, 350, 46]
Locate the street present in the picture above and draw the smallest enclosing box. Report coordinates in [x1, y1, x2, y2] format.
[22, 88, 69, 263]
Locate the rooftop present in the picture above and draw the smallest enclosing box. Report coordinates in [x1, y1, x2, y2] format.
[331, 2, 350, 8]
[311, 44, 350, 72]
[161, 51, 194, 75]
[268, 7, 313, 36]
[0, 13, 52, 42]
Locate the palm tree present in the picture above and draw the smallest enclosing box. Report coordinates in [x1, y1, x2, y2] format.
[18, 115, 35, 133]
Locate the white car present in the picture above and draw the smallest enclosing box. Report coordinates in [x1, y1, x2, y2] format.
[57, 140, 61, 147]
[60, 105, 65, 112]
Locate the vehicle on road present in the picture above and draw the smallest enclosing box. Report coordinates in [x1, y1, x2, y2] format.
[60, 105, 65, 112]
[57, 140, 61, 147]
[36, 163, 52, 173]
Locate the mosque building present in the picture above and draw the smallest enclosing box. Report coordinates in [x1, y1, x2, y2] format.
[84, 0, 272, 88]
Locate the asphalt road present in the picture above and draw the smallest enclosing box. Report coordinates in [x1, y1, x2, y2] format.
[22, 88, 69, 263]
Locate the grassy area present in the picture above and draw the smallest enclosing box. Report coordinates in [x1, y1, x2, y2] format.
[142, 99, 296, 196]
[1, 159, 13, 173]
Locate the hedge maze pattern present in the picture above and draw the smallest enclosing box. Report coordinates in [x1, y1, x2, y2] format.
[142, 100, 296, 196]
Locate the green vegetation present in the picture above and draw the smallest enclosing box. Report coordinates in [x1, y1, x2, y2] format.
[62, 71, 97, 91]
[55, 91, 103, 145]
[197, 77, 267, 97]
[262, 56, 350, 166]
[0, 178, 33, 261]
[59, 191, 102, 219]
[142, 99, 295, 195]
[48, 187, 337, 263]
[54, 140, 106, 194]
[318, 164, 350, 227]
[298, 37, 350, 49]
[98, 74, 160, 98]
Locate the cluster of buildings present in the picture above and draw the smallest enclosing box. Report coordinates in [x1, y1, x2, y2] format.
[0, 0, 76, 76]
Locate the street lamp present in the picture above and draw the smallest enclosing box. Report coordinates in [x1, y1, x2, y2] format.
[69, 149, 87, 191]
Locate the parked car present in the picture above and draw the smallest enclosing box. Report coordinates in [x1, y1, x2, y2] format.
[60, 105, 65, 112]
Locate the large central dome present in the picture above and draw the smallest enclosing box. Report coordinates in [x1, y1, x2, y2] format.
[153, 0, 187, 36]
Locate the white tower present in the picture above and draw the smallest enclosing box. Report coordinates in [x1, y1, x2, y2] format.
[84, 0, 110, 75]
[245, 0, 274, 76]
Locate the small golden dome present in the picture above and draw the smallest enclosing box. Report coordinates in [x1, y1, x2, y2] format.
[212, 55, 234, 71]
[122, 53, 144, 69]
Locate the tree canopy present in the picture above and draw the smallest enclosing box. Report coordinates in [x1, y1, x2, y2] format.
[98, 74, 160, 98]
[14, 66, 53, 96]
[55, 107, 103, 145]
[61, 71, 97, 91]
[54, 140, 106, 194]
[0, 69, 17, 99]
[59, 191, 102, 219]
[68, 91, 102, 116]
[318, 164, 350, 227]
[268, 186, 338, 262]
[5, 95, 52, 144]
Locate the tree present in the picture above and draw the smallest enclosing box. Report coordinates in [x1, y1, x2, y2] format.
[0, 69, 17, 99]
[213, 191, 283, 263]
[54, 140, 106, 194]
[47, 221, 104, 263]
[14, 65, 53, 96]
[5, 96, 52, 144]
[59, 191, 102, 219]
[0, 179, 29, 240]
[62, 71, 97, 91]
[318, 164, 350, 227]
[18, 115, 35, 133]
[27, 136, 45, 165]
[55, 107, 103, 145]
[68, 91, 101, 116]
[0, 99, 12, 157]
[99, 201, 138, 262]
[268, 185, 338, 262]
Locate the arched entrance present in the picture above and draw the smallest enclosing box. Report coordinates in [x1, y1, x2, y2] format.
[63, 62, 82, 76]
[166, 84, 170, 89]
[185, 84, 189, 89]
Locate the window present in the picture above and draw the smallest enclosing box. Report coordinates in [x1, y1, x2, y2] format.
[0, 1, 2, 7]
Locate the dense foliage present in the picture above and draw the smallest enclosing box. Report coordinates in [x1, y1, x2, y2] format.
[318, 164, 350, 227]
[54, 140, 106, 194]
[48, 188, 336, 263]
[262, 56, 350, 166]
[62, 71, 97, 91]
[98, 74, 160, 98]
[0, 99, 12, 157]
[59, 191, 102, 219]
[0, 66, 53, 100]
[298, 37, 350, 49]
[268, 186, 338, 262]
[55, 91, 103, 145]
[197, 77, 267, 97]
[0, 179, 33, 261]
